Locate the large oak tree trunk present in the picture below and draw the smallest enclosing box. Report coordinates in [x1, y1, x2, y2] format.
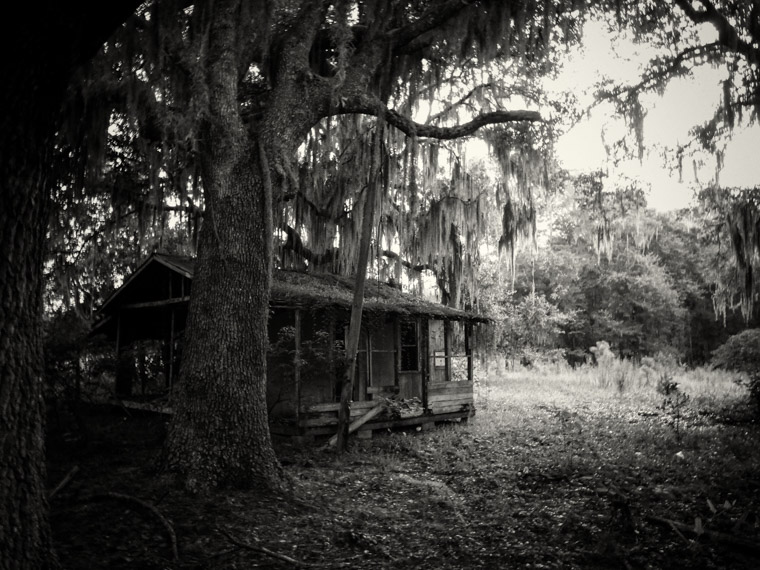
[1, 4, 142, 565]
[163, 0, 286, 492]
[0, 158, 55, 570]
[163, 150, 286, 492]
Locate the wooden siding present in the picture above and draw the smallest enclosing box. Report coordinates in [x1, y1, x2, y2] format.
[298, 400, 396, 428]
[427, 381, 473, 414]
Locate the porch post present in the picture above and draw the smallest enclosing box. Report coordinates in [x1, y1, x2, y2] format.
[421, 318, 430, 408]
[327, 313, 336, 400]
[115, 312, 121, 357]
[294, 309, 301, 424]
[444, 320, 451, 382]
[465, 322, 473, 383]
[393, 317, 400, 388]
[168, 308, 175, 390]
[114, 311, 132, 397]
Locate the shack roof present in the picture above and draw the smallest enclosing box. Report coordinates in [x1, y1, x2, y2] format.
[95, 253, 487, 326]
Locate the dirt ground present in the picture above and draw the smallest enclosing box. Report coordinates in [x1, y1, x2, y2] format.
[47, 390, 760, 569]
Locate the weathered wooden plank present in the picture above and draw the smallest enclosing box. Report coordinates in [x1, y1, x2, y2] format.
[367, 385, 399, 395]
[429, 381, 473, 389]
[121, 296, 190, 310]
[299, 410, 375, 426]
[427, 391, 472, 401]
[327, 402, 387, 447]
[301, 400, 378, 413]
[429, 403, 472, 414]
[300, 410, 472, 436]
[300, 416, 339, 427]
[428, 382, 473, 395]
[427, 393, 474, 404]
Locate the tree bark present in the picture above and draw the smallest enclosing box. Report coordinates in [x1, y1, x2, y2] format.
[163, 0, 286, 492]
[0, 3, 142, 566]
[0, 151, 56, 570]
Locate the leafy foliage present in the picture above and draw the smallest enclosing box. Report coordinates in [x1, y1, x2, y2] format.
[711, 328, 760, 409]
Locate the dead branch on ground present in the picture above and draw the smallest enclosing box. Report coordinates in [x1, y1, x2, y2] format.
[647, 515, 760, 555]
[88, 492, 179, 561]
[49, 465, 80, 499]
[218, 527, 336, 568]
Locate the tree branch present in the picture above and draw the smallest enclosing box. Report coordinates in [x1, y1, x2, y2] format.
[596, 42, 722, 103]
[427, 83, 494, 125]
[335, 94, 541, 139]
[279, 223, 337, 266]
[381, 249, 435, 273]
[387, 0, 475, 52]
[674, 0, 760, 63]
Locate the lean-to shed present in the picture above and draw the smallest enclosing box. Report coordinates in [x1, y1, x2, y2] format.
[92, 253, 487, 437]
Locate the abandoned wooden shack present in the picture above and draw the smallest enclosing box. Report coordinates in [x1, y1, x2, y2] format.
[91, 253, 487, 438]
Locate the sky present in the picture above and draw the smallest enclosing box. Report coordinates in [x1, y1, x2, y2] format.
[552, 20, 760, 212]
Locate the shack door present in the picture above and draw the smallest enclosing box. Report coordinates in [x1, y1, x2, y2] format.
[368, 318, 396, 397]
[398, 319, 422, 400]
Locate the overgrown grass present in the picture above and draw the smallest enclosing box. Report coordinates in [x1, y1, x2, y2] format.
[336, 357, 755, 568]
[474, 357, 748, 416]
[49, 358, 760, 569]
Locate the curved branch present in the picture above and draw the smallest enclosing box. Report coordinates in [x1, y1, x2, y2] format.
[674, 0, 760, 63]
[279, 223, 337, 266]
[335, 94, 541, 140]
[86, 492, 178, 562]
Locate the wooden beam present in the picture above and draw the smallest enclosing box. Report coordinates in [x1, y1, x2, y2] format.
[428, 393, 474, 403]
[326, 402, 386, 447]
[121, 296, 190, 310]
[328, 313, 335, 400]
[421, 318, 430, 410]
[302, 400, 378, 413]
[168, 308, 175, 390]
[301, 410, 470, 437]
[444, 320, 451, 382]
[115, 313, 121, 356]
[394, 317, 400, 388]
[465, 322, 473, 384]
[429, 381, 473, 394]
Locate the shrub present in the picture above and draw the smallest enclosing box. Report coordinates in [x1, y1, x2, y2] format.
[711, 329, 760, 410]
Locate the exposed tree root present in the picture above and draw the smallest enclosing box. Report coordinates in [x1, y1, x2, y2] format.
[88, 492, 179, 561]
[218, 527, 333, 568]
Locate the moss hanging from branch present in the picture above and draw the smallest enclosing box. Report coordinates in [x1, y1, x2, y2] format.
[701, 186, 760, 323]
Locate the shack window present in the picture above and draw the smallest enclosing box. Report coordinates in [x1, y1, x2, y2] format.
[400, 321, 419, 372]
